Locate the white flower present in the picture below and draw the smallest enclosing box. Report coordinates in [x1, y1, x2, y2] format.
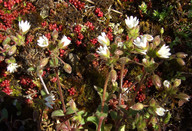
[144, 34, 154, 42]
[97, 32, 110, 46]
[163, 80, 170, 88]
[60, 35, 71, 48]
[157, 44, 171, 58]
[125, 16, 139, 29]
[117, 42, 123, 48]
[44, 94, 55, 109]
[134, 35, 148, 49]
[37, 35, 49, 47]
[155, 107, 168, 116]
[7, 62, 19, 73]
[96, 45, 110, 58]
[19, 20, 31, 34]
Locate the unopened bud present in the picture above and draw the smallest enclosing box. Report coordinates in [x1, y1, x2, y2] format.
[176, 52, 188, 58]
[152, 75, 162, 90]
[68, 99, 77, 111]
[40, 58, 49, 67]
[177, 58, 185, 66]
[64, 63, 72, 74]
[150, 117, 157, 125]
[130, 103, 144, 110]
[52, 29, 58, 40]
[160, 27, 164, 34]
[114, 49, 123, 56]
[177, 93, 190, 101]
[110, 69, 117, 83]
[119, 57, 130, 64]
[3, 37, 11, 45]
[173, 78, 181, 87]
[153, 35, 160, 46]
[0, 56, 5, 61]
[8, 45, 17, 56]
[149, 98, 156, 106]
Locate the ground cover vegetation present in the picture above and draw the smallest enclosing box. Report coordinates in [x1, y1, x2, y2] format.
[0, 0, 192, 130]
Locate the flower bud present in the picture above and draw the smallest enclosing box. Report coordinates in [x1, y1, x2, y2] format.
[8, 45, 17, 56]
[40, 58, 49, 67]
[150, 117, 157, 125]
[110, 69, 117, 83]
[153, 35, 160, 46]
[130, 103, 144, 110]
[114, 49, 123, 56]
[0, 56, 5, 61]
[119, 57, 130, 64]
[176, 52, 188, 58]
[152, 75, 162, 90]
[173, 79, 181, 87]
[52, 29, 58, 40]
[3, 37, 11, 45]
[68, 99, 77, 111]
[149, 98, 156, 106]
[63, 63, 72, 74]
[177, 93, 190, 101]
[177, 58, 185, 66]
[160, 27, 164, 34]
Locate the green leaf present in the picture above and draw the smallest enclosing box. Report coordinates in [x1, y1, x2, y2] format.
[27, 67, 35, 71]
[40, 90, 46, 96]
[51, 109, 64, 118]
[50, 57, 59, 67]
[66, 107, 75, 115]
[104, 124, 113, 131]
[119, 125, 125, 131]
[87, 116, 99, 127]
[110, 111, 117, 120]
[96, 104, 108, 118]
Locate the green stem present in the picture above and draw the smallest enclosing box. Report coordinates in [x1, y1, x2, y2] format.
[97, 72, 110, 131]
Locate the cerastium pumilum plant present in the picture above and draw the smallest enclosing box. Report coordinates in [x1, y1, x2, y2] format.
[92, 16, 190, 131]
[1, 16, 190, 130]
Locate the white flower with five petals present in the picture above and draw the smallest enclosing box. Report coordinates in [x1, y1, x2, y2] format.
[96, 45, 110, 58]
[60, 35, 71, 48]
[157, 44, 171, 58]
[155, 107, 168, 116]
[134, 35, 147, 49]
[37, 35, 49, 47]
[19, 20, 31, 34]
[7, 62, 19, 73]
[125, 16, 139, 29]
[97, 32, 110, 46]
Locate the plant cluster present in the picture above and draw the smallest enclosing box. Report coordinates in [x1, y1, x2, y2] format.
[0, 0, 191, 130]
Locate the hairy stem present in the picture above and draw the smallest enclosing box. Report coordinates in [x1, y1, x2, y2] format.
[55, 68, 71, 130]
[118, 63, 125, 106]
[97, 72, 110, 131]
[130, 71, 147, 106]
